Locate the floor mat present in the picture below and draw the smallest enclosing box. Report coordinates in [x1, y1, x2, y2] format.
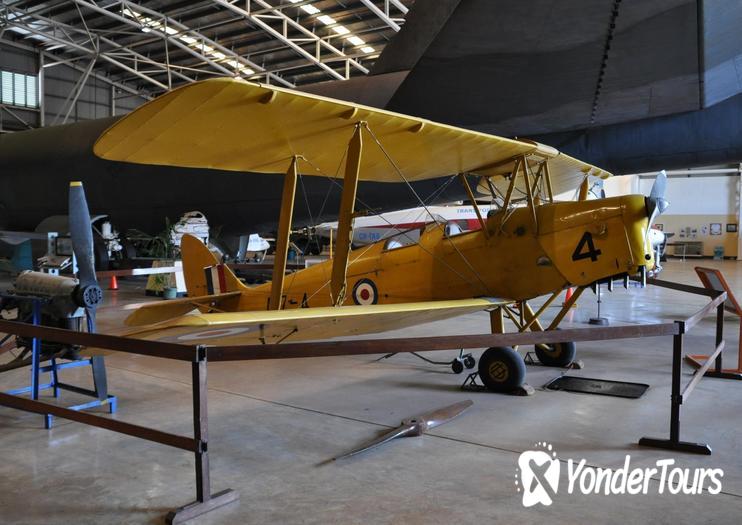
[544, 375, 649, 399]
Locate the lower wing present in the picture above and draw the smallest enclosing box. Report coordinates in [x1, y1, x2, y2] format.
[107, 298, 508, 347]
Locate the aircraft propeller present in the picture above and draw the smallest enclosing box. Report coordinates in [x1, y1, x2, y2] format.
[68, 181, 103, 333]
[643, 170, 670, 275]
[646, 170, 670, 227]
[69, 181, 108, 399]
[333, 400, 473, 460]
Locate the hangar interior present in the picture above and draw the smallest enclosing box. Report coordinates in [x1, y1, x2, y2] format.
[1, 1, 742, 524]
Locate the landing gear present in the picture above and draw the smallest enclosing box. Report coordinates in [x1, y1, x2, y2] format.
[377, 349, 476, 374]
[451, 354, 476, 373]
[534, 341, 576, 368]
[477, 346, 526, 393]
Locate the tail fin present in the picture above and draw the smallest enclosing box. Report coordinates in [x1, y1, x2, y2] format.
[181, 234, 248, 296]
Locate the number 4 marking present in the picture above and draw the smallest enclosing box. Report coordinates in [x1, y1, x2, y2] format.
[572, 232, 602, 262]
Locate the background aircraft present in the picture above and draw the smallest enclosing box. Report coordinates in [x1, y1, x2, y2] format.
[313, 204, 494, 247]
[306, 0, 742, 174]
[2, 0, 738, 258]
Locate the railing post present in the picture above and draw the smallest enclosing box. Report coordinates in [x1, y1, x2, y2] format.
[639, 321, 712, 455]
[166, 346, 238, 524]
[30, 299, 41, 401]
[669, 331, 683, 444]
[193, 345, 210, 503]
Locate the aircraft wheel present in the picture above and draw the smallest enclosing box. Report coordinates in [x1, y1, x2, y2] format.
[478, 347, 526, 392]
[535, 340, 576, 367]
[463, 355, 476, 369]
[451, 359, 464, 374]
[93, 239, 110, 271]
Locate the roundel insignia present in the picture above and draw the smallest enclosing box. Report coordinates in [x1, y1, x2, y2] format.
[352, 278, 378, 305]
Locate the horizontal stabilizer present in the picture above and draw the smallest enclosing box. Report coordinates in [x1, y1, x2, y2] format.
[124, 291, 242, 326]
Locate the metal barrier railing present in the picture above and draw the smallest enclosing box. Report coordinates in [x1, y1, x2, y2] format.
[0, 278, 728, 520]
[0, 329, 237, 524]
[639, 279, 727, 455]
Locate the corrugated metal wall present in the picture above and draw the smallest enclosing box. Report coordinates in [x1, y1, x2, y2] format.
[0, 42, 147, 132]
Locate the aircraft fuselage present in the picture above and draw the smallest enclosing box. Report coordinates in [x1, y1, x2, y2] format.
[226, 194, 651, 309]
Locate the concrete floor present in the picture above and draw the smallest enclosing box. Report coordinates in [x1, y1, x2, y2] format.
[1, 260, 742, 524]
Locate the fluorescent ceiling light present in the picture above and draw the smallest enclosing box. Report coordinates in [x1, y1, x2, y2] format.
[317, 14, 336, 25]
[288, 0, 380, 62]
[226, 60, 255, 75]
[122, 7, 257, 77]
[301, 4, 321, 15]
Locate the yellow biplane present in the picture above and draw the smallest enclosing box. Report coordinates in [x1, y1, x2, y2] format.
[94, 78, 665, 392]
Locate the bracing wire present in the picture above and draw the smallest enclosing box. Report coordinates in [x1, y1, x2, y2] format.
[293, 152, 483, 303]
[282, 122, 505, 304]
[362, 125, 494, 296]
[302, 154, 486, 295]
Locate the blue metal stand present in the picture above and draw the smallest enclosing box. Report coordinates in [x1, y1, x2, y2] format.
[2, 297, 117, 429]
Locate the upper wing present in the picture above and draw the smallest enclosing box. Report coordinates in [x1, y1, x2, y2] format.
[93, 78, 610, 186]
[110, 298, 507, 346]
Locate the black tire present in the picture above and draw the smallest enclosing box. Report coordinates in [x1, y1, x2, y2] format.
[451, 359, 464, 374]
[121, 238, 137, 260]
[463, 355, 476, 369]
[93, 239, 110, 271]
[307, 237, 322, 255]
[478, 346, 526, 392]
[294, 239, 309, 255]
[535, 340, 576, 368]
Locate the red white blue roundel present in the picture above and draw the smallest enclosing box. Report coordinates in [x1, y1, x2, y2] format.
[352, 278, 378, 305]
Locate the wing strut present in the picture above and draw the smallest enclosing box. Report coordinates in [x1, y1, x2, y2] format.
[578, 176, 590, 201]
[495, 154, 555, 233]
[543, 161, 554, 202]
[458, 173, 489, 238]
[269, 156, 299, 310]
[330, 123, 364, 306]
[522, 160, 538, 232]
